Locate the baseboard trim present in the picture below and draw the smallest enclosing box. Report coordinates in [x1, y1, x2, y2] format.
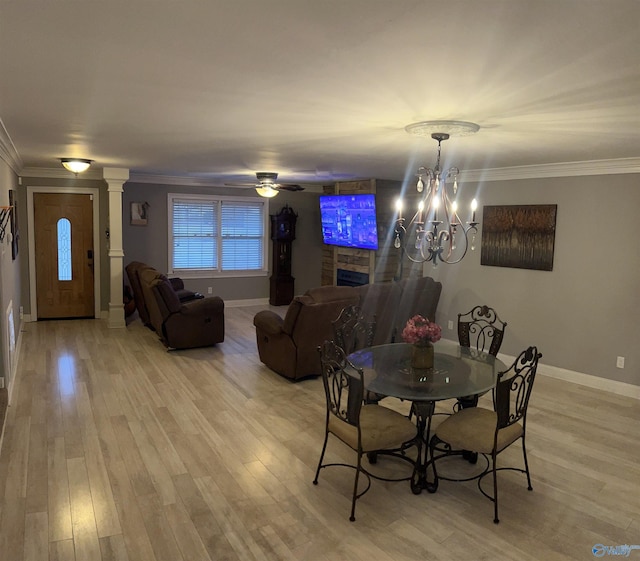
[495, 350, 640, 400]
[536, 362, 640, 400]
[438, 337, 640, 401]
[224, 298, 270, 308]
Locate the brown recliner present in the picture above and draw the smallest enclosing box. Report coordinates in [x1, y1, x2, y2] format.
[253, 286, 360, 380]
[254, 276, 443, 380]
[138, 267, 224, 349]
[125, 261, 203, 328]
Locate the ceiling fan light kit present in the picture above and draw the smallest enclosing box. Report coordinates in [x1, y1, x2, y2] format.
[226, 171, 305, 198]
[60, 158, 92, 174]
[395, 120, 480, 266]
[255, 186, 279, 198]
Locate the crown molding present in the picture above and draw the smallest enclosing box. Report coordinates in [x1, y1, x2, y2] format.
[18, 157, 640, 185]
[20, 166, 105, 181]
[461, 157, 640, 183]
[0, 118, 23, 173]
[126, 172, 326, 192]
[127, 173, 227, 187]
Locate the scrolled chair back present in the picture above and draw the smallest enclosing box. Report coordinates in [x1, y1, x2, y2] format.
[495, 346, 542, 430]
[331, 304, 376, 355]
[458, 304, 507, 357]
[318, 340, 364, 426]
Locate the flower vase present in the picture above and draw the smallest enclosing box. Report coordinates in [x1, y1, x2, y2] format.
[411, 342, 434, 370]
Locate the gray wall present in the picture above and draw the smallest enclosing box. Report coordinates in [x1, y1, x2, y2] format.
[6, 171, 639, 389]
[123, 182, 323, 302]
[425, 173, 639, 386]
[0, 159, 20, 389]
[124, 173, 639, 387]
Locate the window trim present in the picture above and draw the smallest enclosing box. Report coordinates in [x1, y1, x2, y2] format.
[167, 192, 270, 278]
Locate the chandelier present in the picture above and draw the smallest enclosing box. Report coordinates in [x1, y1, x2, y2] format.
[394, 121, 480, 266]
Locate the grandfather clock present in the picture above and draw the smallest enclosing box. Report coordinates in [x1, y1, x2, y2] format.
[269, 205, 297, 305]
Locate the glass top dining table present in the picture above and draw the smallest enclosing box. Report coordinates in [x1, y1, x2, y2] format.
[347, 339, 506, 403]
[347, 340, 507, 494]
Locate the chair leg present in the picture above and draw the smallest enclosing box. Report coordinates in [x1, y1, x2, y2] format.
[521, 436, 533, 491]
[492, 451, 499, 524]
[350, 452, 362, 522]
[313, 432, 329, 485]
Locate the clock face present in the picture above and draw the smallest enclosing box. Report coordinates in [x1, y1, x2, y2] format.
[272, 213, 296, 240]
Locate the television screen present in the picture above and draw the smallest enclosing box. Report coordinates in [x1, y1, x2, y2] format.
[319, 194, 379, 250]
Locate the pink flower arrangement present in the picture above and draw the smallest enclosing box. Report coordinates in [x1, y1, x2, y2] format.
[401, 315, 442, 345]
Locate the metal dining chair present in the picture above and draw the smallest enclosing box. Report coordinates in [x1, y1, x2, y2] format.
[331, 305, 382, 406]
[458, 304, 507, 358]
[331, 304, 376, 355]
[428, 346, 542, 523]
[313, 340, 419, 521]
[455, 304, 507, 411]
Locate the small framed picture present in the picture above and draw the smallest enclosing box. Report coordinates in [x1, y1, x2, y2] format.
[131, 202, 148, 226]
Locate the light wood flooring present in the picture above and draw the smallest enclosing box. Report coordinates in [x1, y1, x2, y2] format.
[0, 305, 639, 561]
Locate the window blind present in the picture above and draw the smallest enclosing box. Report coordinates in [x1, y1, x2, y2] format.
[170, 196, 265, 272]
[172, 199, 218, 270]
[221, 201, 264, 271]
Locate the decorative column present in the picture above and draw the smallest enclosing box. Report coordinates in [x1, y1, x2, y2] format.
[103, 167, 129, 328]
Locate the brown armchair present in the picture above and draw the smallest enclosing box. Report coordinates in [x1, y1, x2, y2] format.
[138, 267, 224, 349]
[253, 286, 360, 380]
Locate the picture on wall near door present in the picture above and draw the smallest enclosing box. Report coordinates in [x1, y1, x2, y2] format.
[131, 201, 149, 226]
[8, 189, 19, 260]
[481, 204, 557, 271]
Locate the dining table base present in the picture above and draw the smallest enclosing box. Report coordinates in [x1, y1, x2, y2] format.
[408, 400, 439, 494]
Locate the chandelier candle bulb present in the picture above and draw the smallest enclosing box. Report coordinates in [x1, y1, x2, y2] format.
[395, 198, 403, 220]
[471, 198, 478, 222]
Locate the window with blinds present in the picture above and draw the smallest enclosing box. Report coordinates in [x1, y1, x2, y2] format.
[169, 194, 267, 274]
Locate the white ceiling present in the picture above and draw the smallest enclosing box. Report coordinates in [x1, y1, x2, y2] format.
[1, 0, 639, 187]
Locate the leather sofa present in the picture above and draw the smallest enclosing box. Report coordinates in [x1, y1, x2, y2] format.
[126, 261, 225, 349]
[253, 276, 442, 380]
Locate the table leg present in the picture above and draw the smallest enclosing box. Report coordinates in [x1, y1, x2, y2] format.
[409, 400, 437, 494]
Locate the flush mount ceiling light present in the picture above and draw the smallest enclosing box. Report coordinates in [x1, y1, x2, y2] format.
[60, 158, 92, 174]
[394, 121, 481, 266]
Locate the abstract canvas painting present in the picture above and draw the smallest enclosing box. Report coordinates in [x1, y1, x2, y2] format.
[481, 204, 557, 271]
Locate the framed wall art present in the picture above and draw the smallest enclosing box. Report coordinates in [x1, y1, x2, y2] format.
[130, 201, 149, 226]
[481, 204, 557, 271]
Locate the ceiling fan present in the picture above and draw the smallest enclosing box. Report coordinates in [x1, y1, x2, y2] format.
[225, 172, 305, 198]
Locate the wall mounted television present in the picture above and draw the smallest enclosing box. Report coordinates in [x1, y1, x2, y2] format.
[319, 193, 379, 250]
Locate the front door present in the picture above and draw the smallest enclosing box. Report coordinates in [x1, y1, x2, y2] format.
[34, 192, 95, 319]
